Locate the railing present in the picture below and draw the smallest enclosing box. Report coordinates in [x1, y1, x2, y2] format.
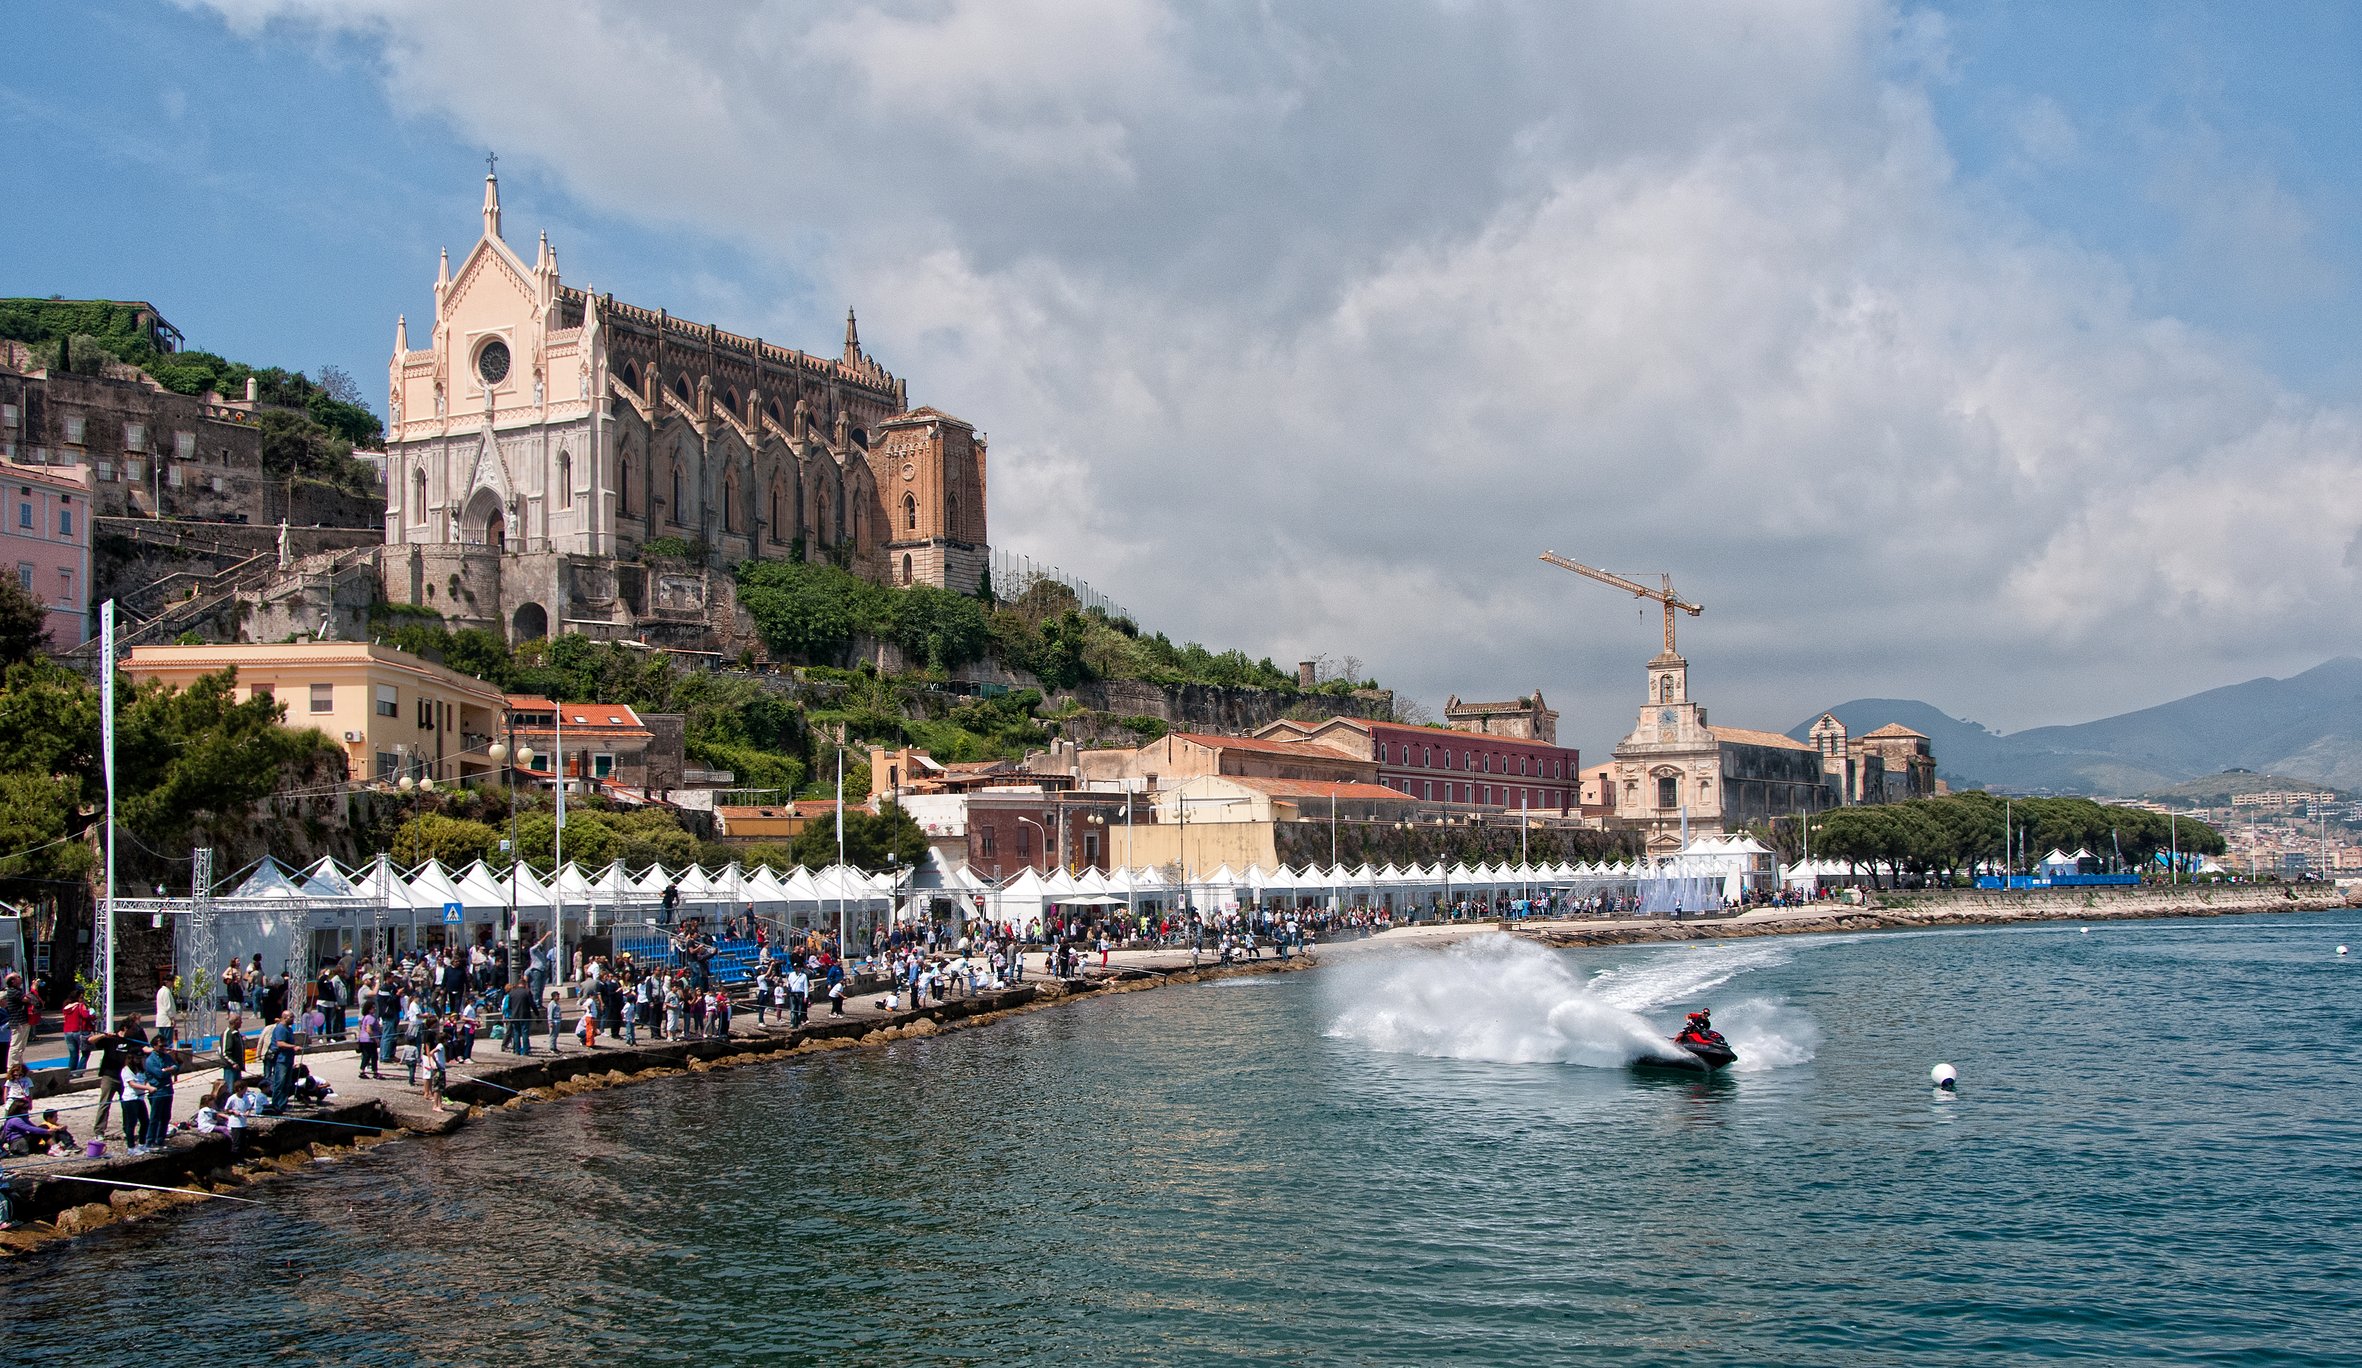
[610, 932, 767, 986]
[989, 548, 1133, 624]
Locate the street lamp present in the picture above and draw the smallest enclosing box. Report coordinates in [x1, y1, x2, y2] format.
[1016, 815, 1049, 873]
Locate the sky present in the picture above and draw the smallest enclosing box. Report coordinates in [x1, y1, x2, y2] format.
[6, 1, 2359, 760]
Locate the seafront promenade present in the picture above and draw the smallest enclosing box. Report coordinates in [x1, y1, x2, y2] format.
[2, 883, 2342, 1250]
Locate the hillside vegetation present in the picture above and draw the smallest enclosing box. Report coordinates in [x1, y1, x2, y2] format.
[376, 568, 1389, 807]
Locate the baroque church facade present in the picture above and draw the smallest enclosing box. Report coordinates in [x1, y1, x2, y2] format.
[381, 170, 987, 642]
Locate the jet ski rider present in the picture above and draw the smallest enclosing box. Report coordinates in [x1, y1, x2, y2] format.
[1679, 1010, 1725, 1046]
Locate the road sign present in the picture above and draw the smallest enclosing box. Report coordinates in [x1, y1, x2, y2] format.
[443, 901, 464, 925]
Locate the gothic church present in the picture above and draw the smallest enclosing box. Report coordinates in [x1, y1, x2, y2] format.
[382, 169, 987, 642]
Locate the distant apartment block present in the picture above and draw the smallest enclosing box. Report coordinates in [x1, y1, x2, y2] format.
[0, 457, 91, 645]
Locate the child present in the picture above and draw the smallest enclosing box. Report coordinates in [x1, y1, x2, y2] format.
[621, 993, 639, 1046]
[400, 1023, 423, 1086]
[226, 1082, 259, 1156]
[423, 1032, 448, 1113]
[194, 1084, 229, 1137]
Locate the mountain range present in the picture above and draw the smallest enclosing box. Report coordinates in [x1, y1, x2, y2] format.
[1794, 658, 2362, 796]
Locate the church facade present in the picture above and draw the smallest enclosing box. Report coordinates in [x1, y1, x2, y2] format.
[381, 170, 987, 642]
[1594, 648, 1839, 852]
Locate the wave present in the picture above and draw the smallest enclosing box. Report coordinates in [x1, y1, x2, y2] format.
[1322, 933, 1815, 1072]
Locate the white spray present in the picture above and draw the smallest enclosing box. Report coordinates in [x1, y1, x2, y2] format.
[1324, 933, 1816, 1072]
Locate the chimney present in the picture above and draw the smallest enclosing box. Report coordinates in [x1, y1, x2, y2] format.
[244, 377, 257, 403]
[1298, 660, 1318, 689]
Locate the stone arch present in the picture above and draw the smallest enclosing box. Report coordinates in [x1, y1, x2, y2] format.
[618, 360, 640, 394]
[673, 374, 693, 405]
[460, 487, 506, 550]
[511, 602, 549, 641]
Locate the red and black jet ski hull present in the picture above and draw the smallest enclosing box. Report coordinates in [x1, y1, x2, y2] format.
[1634, 1036, 1738, 1072]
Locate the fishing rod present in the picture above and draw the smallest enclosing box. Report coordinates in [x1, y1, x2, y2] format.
[33, 1172, 263, 1205]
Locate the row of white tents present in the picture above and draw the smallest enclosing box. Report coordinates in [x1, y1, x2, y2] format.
[146, 835, 1793, 991]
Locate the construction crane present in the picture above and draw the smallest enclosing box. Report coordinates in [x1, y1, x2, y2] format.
[1539, 551, 1703, 657]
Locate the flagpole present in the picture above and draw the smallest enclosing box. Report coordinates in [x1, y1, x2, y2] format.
[99, 599, 117, 1021]
[552, 704, 564, 987]
[834, 746, 846, 959]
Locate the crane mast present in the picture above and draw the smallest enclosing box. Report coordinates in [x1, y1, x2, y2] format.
[1538, 551, 1703, 656]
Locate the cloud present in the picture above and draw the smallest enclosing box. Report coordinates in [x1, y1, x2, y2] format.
[183, 0, 2362, 747]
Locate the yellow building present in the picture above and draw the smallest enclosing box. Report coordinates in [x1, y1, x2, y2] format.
[121, 641, 506, 786]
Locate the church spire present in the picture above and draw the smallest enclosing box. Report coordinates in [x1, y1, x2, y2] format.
[843, 306, 860, 363]
[395, 313, 408, 353]
[482, 151, 502, 240]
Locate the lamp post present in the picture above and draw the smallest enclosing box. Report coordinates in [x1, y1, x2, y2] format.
[1016, 815, 1049, 874]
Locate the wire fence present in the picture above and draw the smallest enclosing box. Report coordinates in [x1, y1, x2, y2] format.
[989, 548, 1133, 625]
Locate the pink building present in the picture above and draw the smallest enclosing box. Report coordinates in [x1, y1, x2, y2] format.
[1, 460, 92, 646]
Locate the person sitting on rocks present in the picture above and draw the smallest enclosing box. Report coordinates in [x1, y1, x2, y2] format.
[1, 1102, 71, 1156]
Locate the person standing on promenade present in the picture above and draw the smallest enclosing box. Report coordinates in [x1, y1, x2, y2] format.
[787, 964, 809, 1027]
[153, 969, 177, 1049]
[502, 980, 533, 1056]
[218, 1015, 247, 1095]
[0, 972, 26, 1072]
[263, 1010, 299, 1113]
[116, 1051, 151, 1155]
[423, 1023, 448, 1113]
[355, 1005, 384, 1078]
[59, 989, 94, 1074]
[138, 1038, 177, 1151]
[88, 1016, 144, 1138]
[545, 988, 564, 1055]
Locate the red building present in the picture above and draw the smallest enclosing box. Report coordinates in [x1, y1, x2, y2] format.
[1256, 716, 1577, 814]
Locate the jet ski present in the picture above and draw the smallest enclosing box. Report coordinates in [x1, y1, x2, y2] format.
[1634, 1031, 1737, 1073]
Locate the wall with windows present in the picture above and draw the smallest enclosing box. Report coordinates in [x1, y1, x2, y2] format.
[0, 458, 91, 645]
[122, 641, 505, 786]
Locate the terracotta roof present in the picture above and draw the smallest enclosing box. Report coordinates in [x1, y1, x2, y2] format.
[1211, 776, 1413, 801]
[1170, 732, 1363, 760]
[1298, 716, 1573, 750]
[1708, 725, 1817, 753]
[1861, 723, 1929, 740]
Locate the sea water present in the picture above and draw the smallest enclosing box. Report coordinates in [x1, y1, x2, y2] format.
[5, 912, 2359, 1365]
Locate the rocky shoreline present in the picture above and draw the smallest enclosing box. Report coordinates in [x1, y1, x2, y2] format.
[0, 955, 1315, 1257]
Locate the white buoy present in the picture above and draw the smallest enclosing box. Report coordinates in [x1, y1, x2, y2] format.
[1931, 1063, 1958, 1092]
[2080, 927, 2090, 935]
[2339, 945, 2350, 957]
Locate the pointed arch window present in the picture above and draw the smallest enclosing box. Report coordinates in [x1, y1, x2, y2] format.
[903, 492, 917, 532]
[618, 456, 634, 516]
[411, 467, 427, 525]
[769, 481, 784, 539]
[556, 450, 573, 503]
[902, 553, 914, 585]
[723, 471, 740, 533]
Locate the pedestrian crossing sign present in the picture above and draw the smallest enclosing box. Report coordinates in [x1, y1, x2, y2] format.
[443, 901, 463, 925]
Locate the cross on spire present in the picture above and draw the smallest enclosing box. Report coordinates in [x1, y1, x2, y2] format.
[486, 150, 498, 177]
